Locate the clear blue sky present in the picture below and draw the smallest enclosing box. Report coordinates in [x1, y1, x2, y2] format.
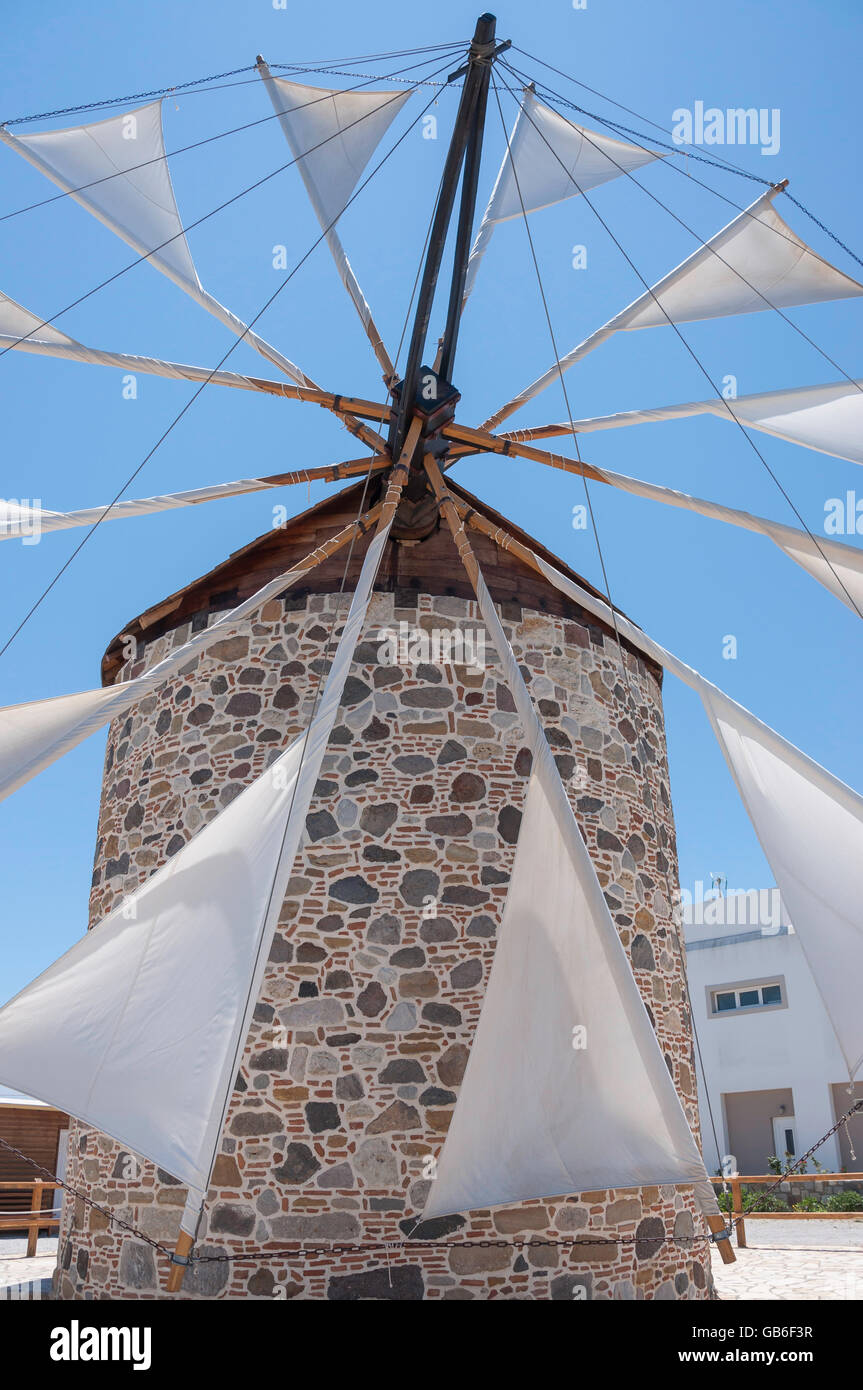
[1, 0, 861, 999]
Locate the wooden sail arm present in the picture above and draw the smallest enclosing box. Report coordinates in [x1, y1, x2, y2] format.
[164, 420, 421, 1295]
[424, 455, 736, 1269]
[440, 420, 607, 482]
[4, 457, 392, 544]
[256, 56, 398, 388]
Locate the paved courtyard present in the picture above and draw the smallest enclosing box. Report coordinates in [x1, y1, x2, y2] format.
[0, 1235, 57, 1298]
[712, 1219, 863, 1300]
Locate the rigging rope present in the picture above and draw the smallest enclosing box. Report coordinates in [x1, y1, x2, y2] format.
[500, 57, 863, 403]
[0, 43, 468, 126]
[510, 41, 863, 274]
[0, 52, 458, 660]
[492, 69, 863, 621]
[0, 51, 465, 227]
[0, 48, 459, 341]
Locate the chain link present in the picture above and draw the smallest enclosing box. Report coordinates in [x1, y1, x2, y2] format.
[2, 66, 258, 126]
[0, 1135, 166, 1254]
[193, 1231, 709, 1264]
[782, 191, 863, 271]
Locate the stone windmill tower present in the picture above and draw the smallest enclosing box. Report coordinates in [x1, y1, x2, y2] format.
[16, 12, 835, 1302]
[53, 473, 711, 1301]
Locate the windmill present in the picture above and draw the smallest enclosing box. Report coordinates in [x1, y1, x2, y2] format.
[0, 14, 861, 1301]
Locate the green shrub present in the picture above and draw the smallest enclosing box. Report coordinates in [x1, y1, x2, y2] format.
[746, 1192, 788, 1213]
[792, 1196, 826, 1211]
[822, 1190, 863, 1212]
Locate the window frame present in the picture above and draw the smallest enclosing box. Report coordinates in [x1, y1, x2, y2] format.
[706, 975, 788, 1019]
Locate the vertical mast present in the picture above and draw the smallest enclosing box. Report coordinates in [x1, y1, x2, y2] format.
[389, 13, 501, 464]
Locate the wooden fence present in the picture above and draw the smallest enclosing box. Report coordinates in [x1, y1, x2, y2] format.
[0, 1181, 62, 1256]
[710, 1173, 863, 1247]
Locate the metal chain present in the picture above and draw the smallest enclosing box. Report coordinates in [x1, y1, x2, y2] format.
[0, 1135, 165, 1254]
[782, 191, 863, 271]
[2, 45, 467, 126]
[270, 65, 456, 87]
[193, 1231, 710, 1264]
[516, 77, 772, 186]
[2, 66, 257, 126]
[740, 1099, 863, 1219]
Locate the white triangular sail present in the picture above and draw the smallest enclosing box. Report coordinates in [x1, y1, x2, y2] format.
[0, 292, 299, 396]
[485, 189, 863, 427]
[257, 68, 409, 381]
[0, 520, 366, 802]
[0, 102, 312, 388]
[0, 102, 200, 290]
[464, 89, 660, 306]
[524, 550, 863, 1085]
[701, 686, 863, 1081]
[423, 769, 710, 1218]
[423, 562, 715, 1220]
[601, 468, 863, 618]
[0, 289, 80, 347]
[760, 520, 863, 614]
[257, 73, 411, 231]
[0, 516, 392, 1204]
[517, 378, 863, 469]
[0, 729, 303, 1199]
[493, 454, 863, 616]
[2, 476, 298, 543]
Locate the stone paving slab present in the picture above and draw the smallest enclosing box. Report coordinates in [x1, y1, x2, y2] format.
[0, 1236, 57, 1295]
[712, 1220, 863, 1300]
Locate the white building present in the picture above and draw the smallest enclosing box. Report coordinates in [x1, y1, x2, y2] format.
[684, 895, 863, 1176]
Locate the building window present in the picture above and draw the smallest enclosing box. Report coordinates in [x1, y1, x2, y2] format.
[709, 979, 785, 1016]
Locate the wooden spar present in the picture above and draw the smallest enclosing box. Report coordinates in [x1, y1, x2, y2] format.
[166, 1225, 196, 1294]
[163, 423, 418, 1294]
[704, 1210, 737, 1265]
[440, 420, 608, 483]
[256, 56, 397, 387]
[498, 423, 577, 442]
[377, 416, 424, 527]
[251, 455, 390, 491]
[245, 380, 392, 423]
[134, 500, 385, 637]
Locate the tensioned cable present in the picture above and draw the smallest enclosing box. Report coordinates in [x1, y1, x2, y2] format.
[1, 43, 467, 125]
[0, 47, 465, 226]
[511, 44, 863, 274]
[0, 55, 458, 660]
[524, 75, 863, 289]
[489, 77, 728, 1175]
[512, 59, 863, 307]
[493, 68, 862, 619]
[0, 52, 462, 353]
[500, 57, 863, 404]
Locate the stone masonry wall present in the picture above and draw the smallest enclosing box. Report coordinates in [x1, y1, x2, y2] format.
[55, 579, 712, 1301]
